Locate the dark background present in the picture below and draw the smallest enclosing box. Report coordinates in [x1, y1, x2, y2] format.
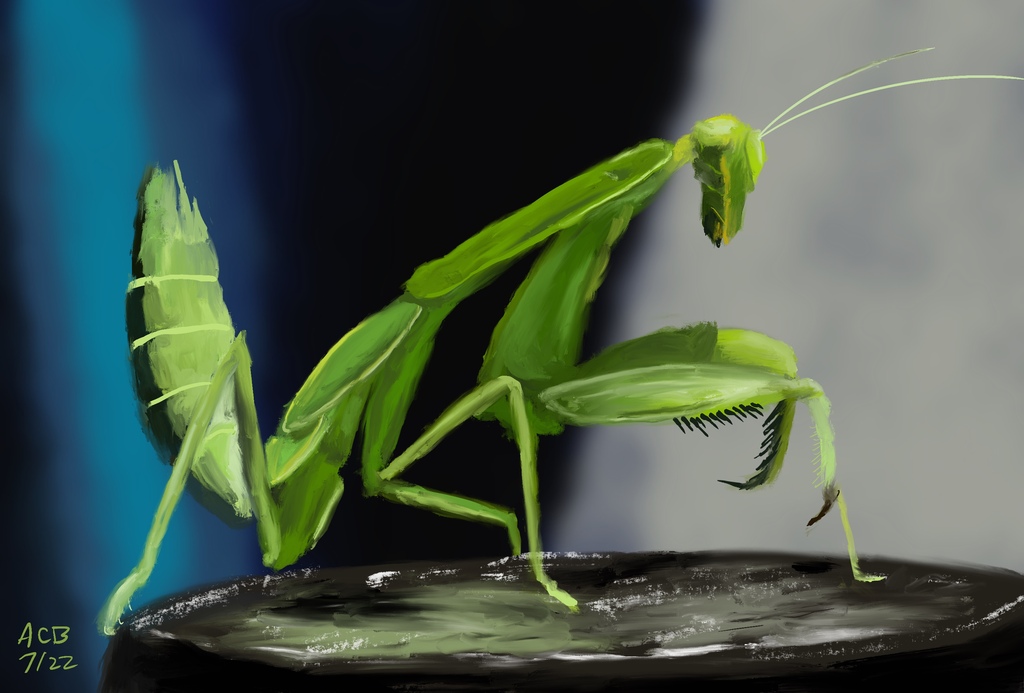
[1, 2, 703, 690]
[224, 0, 703, 571]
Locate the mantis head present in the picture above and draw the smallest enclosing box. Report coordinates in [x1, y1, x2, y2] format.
[677, 48, 1024, 249]
[678, 116, 765, 247]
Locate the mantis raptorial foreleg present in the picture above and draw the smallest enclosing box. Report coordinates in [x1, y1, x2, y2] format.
[536, 324, 883, 583]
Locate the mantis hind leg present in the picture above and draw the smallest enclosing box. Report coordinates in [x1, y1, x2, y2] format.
[374, 376, 578, 611]
[97, 333, 276, 634]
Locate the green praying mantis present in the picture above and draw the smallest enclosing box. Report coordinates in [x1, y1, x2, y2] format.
[99, 49, 1024, 635]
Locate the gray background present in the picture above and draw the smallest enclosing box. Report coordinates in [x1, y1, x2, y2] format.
[552, 1, 1024, 577]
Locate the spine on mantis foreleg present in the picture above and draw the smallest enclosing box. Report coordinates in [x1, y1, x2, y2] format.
[127, 161, 253, 519]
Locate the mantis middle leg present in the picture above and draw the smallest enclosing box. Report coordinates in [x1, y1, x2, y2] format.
[371, 376, 577, 611]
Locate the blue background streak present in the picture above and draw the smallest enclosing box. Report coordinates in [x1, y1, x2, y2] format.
[9, 2, 259, 689]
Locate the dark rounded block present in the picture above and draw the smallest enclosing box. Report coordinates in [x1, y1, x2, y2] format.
[101, 551, 1024, 692]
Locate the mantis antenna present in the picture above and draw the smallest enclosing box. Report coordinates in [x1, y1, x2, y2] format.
[760, 48, 933, 134]
[760, 48, 1024, 138]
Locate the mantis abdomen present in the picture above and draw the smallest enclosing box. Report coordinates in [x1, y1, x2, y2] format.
[125, 162, 252, 518]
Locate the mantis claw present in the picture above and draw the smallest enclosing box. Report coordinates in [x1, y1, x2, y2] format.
[806, 488, 838, 527]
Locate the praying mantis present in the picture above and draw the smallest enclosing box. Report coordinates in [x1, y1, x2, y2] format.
[99, 49, 1024, 635]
